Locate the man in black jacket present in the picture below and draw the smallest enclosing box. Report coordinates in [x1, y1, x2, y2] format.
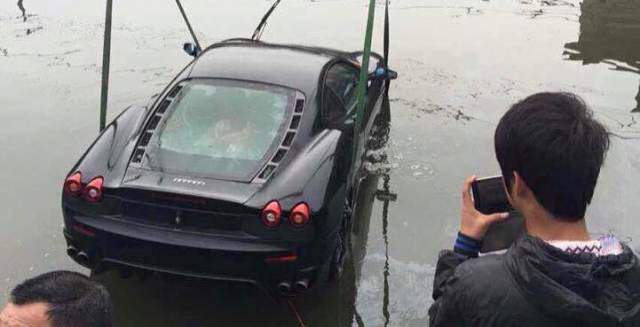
[429, 92, 640, 327]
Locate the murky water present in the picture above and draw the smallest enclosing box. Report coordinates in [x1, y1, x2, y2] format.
[1, 0, 639, 326]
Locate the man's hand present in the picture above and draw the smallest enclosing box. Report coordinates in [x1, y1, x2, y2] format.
[460, 175, 509, 241]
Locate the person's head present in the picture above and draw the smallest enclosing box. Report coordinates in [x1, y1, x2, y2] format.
[0, 271, 112, 327]
[495, 92, 610, 222]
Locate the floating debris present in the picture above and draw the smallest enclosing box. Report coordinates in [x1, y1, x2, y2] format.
[17, 0, 27, 22]
[25, 27, 43, 35]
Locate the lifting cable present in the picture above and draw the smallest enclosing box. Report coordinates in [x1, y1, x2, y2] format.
[287, 298, 308, 327]
[383, 0, 390, 68]
[175, 0, 202, 52]
[99, 0, 202, 131]
[353, 0, 377, 157]
[353, 0, 392, 164]
[252, 0, 283, 41]
[382, 0, 392, 122]
[99, 0, 113, 131]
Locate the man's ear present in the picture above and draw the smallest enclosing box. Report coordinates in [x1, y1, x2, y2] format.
[503, 173, 514, 204]
[512, 171, 531, 198]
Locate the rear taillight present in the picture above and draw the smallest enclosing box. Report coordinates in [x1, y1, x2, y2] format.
[72, 223, 96, 237]
[64, 172, 82, 196]
[261, 200, 281, 228]
[82, 177, 104, 203]
[289, 203, 310, 228]
[264, 253, 298, 264]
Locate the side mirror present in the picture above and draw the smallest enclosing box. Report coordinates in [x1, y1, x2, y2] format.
[183, 42, 200, 57]
[368, 66, 398, 81]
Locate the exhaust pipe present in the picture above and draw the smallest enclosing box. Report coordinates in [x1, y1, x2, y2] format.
[66, 246, 79, 258]
[277, 281, 292, 294]
[76, 251, 90, 266]
[293, 279, 310, 292]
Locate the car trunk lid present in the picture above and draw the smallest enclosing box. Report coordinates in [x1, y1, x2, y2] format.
[110, 168, 263, 235]
[120, 167, 261, 209]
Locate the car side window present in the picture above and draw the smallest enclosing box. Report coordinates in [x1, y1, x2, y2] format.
[322, 63, 359, 124]
[323, 88, 345, 124]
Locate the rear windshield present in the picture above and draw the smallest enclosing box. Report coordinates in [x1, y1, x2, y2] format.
[143, 79, 294, 181]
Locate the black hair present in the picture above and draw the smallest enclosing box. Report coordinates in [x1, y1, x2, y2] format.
[494, 92, 610, 221]
[10, 271, 112, 327]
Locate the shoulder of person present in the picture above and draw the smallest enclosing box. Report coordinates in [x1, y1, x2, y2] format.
[452, 254, 520, 312]
[455, 253, 507, 281]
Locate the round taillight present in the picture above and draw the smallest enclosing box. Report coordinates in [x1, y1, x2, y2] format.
[82, 177, 104, 203]
[64, 172, 82, 196]
[289, 203, 310, 228]
[261, 201, 281, 228]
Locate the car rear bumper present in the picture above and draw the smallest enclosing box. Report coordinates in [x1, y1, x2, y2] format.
[63, 213, 324, 287]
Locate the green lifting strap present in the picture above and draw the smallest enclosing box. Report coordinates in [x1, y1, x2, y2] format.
[352, 0, 377, 164]
[384, 0, 390, 68]
[99, 0, 113, 131]
[382, 0, 391, 123]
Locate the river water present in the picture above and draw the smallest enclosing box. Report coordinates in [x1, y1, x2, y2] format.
[0, 0, 639, 326]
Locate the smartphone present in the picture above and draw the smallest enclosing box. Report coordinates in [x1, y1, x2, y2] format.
[471, 176, 512, 215]
[471, 176, 525, 253]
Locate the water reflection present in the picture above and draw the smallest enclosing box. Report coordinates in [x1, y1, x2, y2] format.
[563, 0, 640, 112]
[376, 174, 397, 327]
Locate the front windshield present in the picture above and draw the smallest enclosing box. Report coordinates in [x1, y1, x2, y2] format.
[144, 79, 294, 181]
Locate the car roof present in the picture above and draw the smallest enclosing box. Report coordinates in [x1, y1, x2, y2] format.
[188, 40, 355, 96]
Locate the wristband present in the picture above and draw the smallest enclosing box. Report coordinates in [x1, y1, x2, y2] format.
[454, 232, 481, 257]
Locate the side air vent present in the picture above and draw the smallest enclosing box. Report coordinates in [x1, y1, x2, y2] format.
[167, 85, 183, 98]
[282, 132, 295, 147]
[254, 94, 305, 182]
[272, 149, 287, 163]
[259, 165, 277, 180]
[157, 100, 171, 114]
[295, 99, 304, 113]
[147, 115, 161, 130]
[131, 148, 145, 163]
[130, 83, 184, 166]
[290, 115, 301, 129]
[139, 132, 153, 147]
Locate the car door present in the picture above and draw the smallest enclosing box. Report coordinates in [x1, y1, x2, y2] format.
[322, 62, 359, 124]
[320, 61, 363, 202]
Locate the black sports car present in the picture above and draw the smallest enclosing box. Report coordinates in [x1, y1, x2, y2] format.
[62, 39, 393, 292]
